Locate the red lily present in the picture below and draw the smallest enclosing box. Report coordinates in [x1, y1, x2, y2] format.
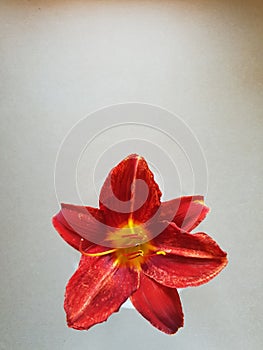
[52, 154, 227, 334]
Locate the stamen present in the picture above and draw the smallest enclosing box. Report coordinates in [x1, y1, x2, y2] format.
[145, 250, 167, 258]
[79, 239, 117, 257]
[156, 251, 166, 256]
[123, 249, 166, 261]
[128, 254, 142, 260]
[121, 234, 140, 238]
[122, 249, 144, 258]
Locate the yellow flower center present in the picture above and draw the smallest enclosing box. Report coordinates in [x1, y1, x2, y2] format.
[79, 218, 166, 271]
[105, 218, 149, 248]
[113, 241, 153, 270]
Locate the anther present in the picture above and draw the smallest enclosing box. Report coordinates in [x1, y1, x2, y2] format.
[156, 251, 166, 256]
[122, 249, 144, 260]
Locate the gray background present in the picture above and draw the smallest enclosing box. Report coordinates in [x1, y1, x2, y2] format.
[1, 0, 262, 349]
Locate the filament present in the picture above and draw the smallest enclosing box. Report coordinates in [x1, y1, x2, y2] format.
[79, 239, 117, 257]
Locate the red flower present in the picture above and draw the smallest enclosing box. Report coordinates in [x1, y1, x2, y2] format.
[52, 154, 227, 334]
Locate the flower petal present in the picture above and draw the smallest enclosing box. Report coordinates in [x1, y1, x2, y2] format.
[158, 196, 210, 232]
[65, 254, 139, 330]
[99, 154, 162, 227]
[52, 211, 91, 251]
[152, 224, 227, 258]
[130, 273, 184, 334]
[144, 226, 228, 288]
[52, 204, 106, 250]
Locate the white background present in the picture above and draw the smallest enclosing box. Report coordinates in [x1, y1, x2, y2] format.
[1, 1, 262, 349]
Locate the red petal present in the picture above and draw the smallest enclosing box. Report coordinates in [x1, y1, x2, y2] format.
[52, 211, 90, 251]
[99, 154, 162, 227]
[143, 226, 227, 288]
[158, 196, 210, 232]
[52, 204, 106, 249]
[65, 254, 139, 330]
[130, 273, 184, 334]
[152, 224, 226, 258]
